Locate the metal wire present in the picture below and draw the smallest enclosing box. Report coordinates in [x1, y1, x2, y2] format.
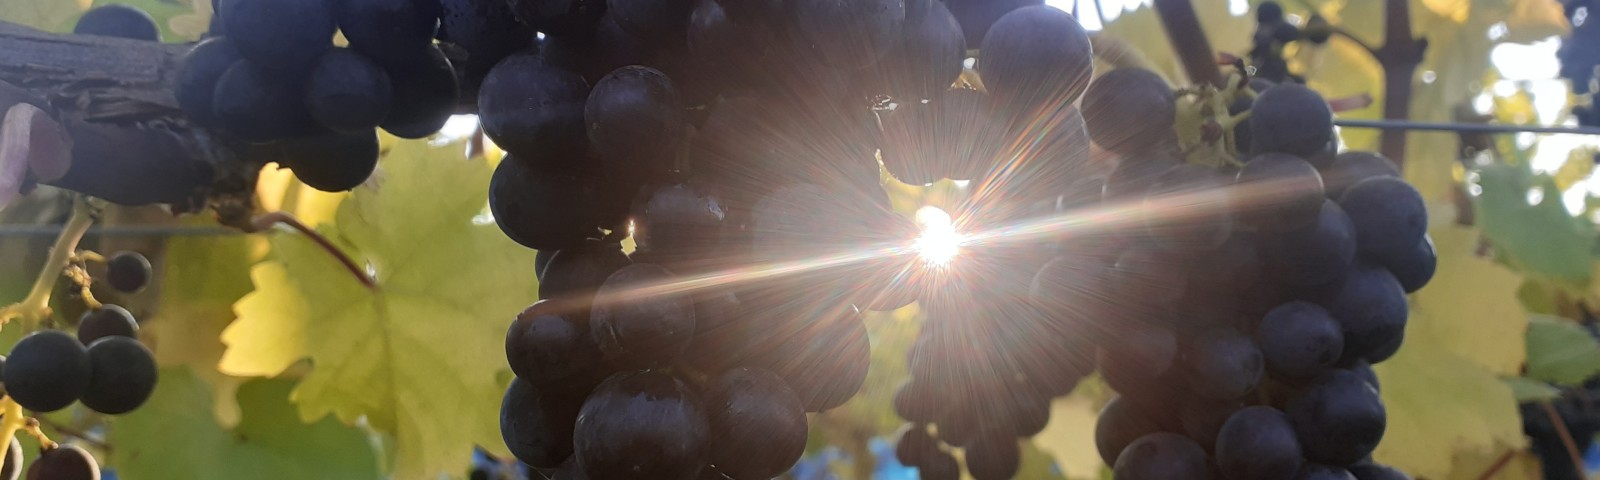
[1334, 119, 1600, 135]
[0, 225, 238, 237]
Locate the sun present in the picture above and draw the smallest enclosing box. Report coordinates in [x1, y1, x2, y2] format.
[913, 206, 964, 267]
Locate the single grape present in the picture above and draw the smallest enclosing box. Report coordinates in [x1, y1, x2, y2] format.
[537, 14, 653, 85]
[76, 304, 138, 346]
[488, 155, 603, 250]
[607, 0, 694, 39]
[942, 0, 1042, 45]
[480, 53, 592, 167]
[1347, 462, 1411, 480]
[1259, 200, 1357, 287]
[631, 184, 729, 266]
[978, 6, 1093, 107]
[1111, 432, 1210, 480]
[104, 251, 152, 294]
[333, 0, 441, 67]
[1296, 464, 1358, 480]
[539, 240, 632, 303]
[305, 48, 393, 133]
[586, 66, 683, 181]
[1257, 302, 1344, 379]
[1318, 262, 1408, 363]
[219, 0, 334, 74]
[5, 331, 91, 413]
[1321, 151, 1400, 199]
[704, 367, 807, 480]
[1338, 176, 1428, 258]
[380, 46, 460, 139]
[438, 0, 536, 77]
[25, 445, 97, 480]
[1184, 327, 1264, 400]
[174, 38, 243, 127]
[917, 448, 960, 480]
[894, 424, 939, 467]
[1142, 164, 1234, 252]
[1216, 406, 1304, 480]
[0, 438, 18, 480]
[505, 300, 602, 385]
[965, 433, 1020, 480]
[1082, 68, 1176, 155]
[859, 0, 966, 101]
[757, 306, 870, 412]
[80, 337, 157, 415]
[788, 0, 906, 67]
[500, 377, 589, 469]
[573, 371, 709, 480]
[1235, 153, 1326, 231]
[1374, 234, 1436, 294]
[590, 264, 696, 368]
[1248, 83, 1334, 157]
[211, 60, 317, 142]
[73, 5, 160, 41]
[1287, 369, 1386, 466]
[274, 130, 382, 192]
[1094, 397, 1168, 466]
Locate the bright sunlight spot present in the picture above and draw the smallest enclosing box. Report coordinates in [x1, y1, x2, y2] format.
[913, 206, 963, 267]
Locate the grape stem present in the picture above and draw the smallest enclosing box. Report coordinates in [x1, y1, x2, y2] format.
[0, 195, 99, 328]
[30, 416, 105, 452]
[1471, 449, 1516, 480]
[1538, 400, 1588, 480]
[0, 396, 59, 474]
[248, 211, 377, 290]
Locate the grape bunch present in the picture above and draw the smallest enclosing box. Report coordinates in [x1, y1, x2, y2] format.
[0, 247, 158, 479]
[171, 0, 502, 192]
[1016, 65, 1435, 479]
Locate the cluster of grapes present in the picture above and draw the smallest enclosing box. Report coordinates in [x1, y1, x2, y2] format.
[172, 0, 488, 192]
[482, 0, 1114, 477]
[1560, 0, 1599, 126]
[1, 248, 158, 480]
[1009, 56, 1435, 477]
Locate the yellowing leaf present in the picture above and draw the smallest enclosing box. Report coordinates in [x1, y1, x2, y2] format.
[1372, 228, 1527, 477]
[1035, 390, 1106, 480]
[1410, 226, 1529, 374]
[110, 367, 383, 480]
[222, 141, 535, 479]
[143, 216, 263, 426]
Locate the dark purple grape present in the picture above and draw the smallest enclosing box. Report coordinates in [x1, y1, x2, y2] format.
[573, 371, 709, 480]
[25, 445, 97, 480]
[1287, 370, 1386, 466]
[80, 337, 157, 415]
[5, 331, 90, 413]
[704, 367, 807, 480]
[1082, 68, 1176, 155]
[77, 305, 138, 345]
[505, 300, 602, 384]
[1257, 302, 1344, 379]
[479, 53, 591, 167]
[74, 5, 160, 41]
[978, 6, 1092, 107]
[590, 264, 696, 368]
[1216, 406, 1304, 480]
[500, 377, 591, 468]
[1111, 433, 1211, 480]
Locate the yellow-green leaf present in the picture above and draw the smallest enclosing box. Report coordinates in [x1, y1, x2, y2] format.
[110, 367, 383, 480]
[1474, 163, 1596, 287]
[1409, 226, 1530, 374]
[221, 140, 535, 479]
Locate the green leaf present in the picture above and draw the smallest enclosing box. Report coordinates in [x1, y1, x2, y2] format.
[1474, 162, 1596, 286]
[110, 367, 383, 480]
[221, 141, 536, 478]
[1502, 376, 1562, 402]
[0, 0, 89, 31]
[1525, 314, 1600, 385]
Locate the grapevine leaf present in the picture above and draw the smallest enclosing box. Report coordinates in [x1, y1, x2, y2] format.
[1501, 376, 1562, 402]
[109, 367, 383, 480]
[1474, 163, 1596, 286]
[143, 215, 261, 426]
[222, 141, 535, 478]
[1034, 390, 1107, 480]
[1409, 226, 1529, 375]
[1524, 314, 1600, 386]
[1371, 229, 1528, 477]
[0, 0, 89, 32]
